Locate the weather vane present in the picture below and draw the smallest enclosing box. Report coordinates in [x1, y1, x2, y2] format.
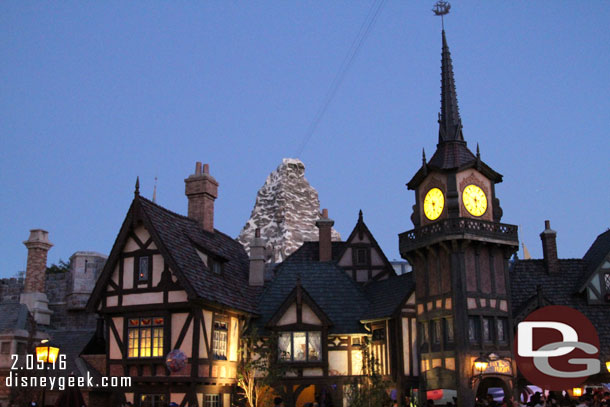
[432, 0, 451, 30]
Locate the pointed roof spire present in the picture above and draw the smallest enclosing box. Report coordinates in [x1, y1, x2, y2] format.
[135, 176, 140, 196]
[438, 29, 464, 144]
[358, 209, 363, 223]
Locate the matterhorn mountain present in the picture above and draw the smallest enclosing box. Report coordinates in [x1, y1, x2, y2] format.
[237, 158, 341, 262]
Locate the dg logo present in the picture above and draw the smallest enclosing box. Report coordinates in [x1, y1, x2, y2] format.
[515, 305, 600, 390]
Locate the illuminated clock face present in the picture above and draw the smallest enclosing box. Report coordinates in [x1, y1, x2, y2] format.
[423, 188, 445, 220]
[462, 184, 487, 217]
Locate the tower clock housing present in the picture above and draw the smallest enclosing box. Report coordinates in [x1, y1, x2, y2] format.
[399, 30, 519, 406]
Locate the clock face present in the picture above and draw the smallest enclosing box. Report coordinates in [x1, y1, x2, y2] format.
[462, 184, 487, 217]
[423, 188, 445, 220]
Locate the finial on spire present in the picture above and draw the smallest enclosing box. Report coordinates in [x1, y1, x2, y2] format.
[358, 209, 363, 222]
[476, 143, 480, 158]
[152, 176, 158, 203]
[432, 1, 451, 30]
[422, 148, 427, 164]
[135, 176, 140, 196]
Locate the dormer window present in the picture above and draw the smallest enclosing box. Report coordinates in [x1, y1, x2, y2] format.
[209, 258, 222, 274]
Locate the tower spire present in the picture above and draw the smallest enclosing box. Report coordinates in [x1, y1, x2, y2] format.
[433, 2, 464, 144]
[438, 29, 464, 143]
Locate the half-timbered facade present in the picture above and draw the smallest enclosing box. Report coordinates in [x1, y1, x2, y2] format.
[254, 210, 419, 406]
[87, 164, 261, 407]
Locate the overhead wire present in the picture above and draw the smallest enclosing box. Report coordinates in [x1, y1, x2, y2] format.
[295, 0, 388, 157]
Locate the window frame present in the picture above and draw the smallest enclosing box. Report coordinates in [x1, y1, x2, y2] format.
[352, 245, 370, 266]
[0, 341, 10, 354]
[212, 319, 229, 360]
[277, 331, 323, 363]
[468, 317, 481, 343]
[127, 316, 165, 358]
[204, 394, 222, 407]
[444, 318, 454, 343]
[138, 393, 168, 407]
[134, 254, 152, 286]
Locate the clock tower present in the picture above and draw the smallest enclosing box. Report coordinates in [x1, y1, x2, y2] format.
[399, 30, 519, 406]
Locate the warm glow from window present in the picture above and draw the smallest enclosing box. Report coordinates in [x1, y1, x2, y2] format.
[606, 361, 610, 373]
[573, 388, 583, 397]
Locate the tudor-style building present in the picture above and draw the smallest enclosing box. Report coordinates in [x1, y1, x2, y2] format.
[399, 30, 519, 406]
[87, 163, 262, 406]
[255, 209, 419, 406]
[87, 159, 421, 406]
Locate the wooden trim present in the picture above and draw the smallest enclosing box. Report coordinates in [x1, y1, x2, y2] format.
[174, 313, 194, 350]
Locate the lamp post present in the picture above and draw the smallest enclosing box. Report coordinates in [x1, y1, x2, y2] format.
[470, 355, 490, 391]
[606, 360, 610, 373]
[35, 339, 60, 407]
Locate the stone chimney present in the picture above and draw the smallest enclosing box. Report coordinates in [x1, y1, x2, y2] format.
[249, 228, 265, 286]
[540, 220, 559, 274]
[20, 229, 53, 325]
[185, 162, 218, 233]
[316, 209, 334, 262]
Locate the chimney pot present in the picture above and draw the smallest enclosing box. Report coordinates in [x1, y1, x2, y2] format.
[203, 163, 209, 174]
[185, 162, 218, 233]
[316, 210, 334, 262]
[540, 220, 559, 273]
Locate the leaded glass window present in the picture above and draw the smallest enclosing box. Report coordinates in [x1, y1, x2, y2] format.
[213, 321, 228, 360]
[128, 317, 164, 358]
[497, 318, 507, 343]
[445, 318, 454, 343]
[604, 273, 610, 292]
[482, 318, 493, 342]
[277, 331, 322, 362]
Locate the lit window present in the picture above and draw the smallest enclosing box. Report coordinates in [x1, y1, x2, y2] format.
[278, 332, 321, 362]
[139, 394, 166, 407]
[213, 321, 228, 360]
[204, 394, 221, 407]
[137, 256, 150, 283]
[128, 317, 164, 358]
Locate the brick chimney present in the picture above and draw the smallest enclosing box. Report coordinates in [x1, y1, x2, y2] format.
[249, 228, 265, 286]
[23, 229, 53, 293]
[316, 209, 334, 262]
[20, 229, 53, 325]
[540, 220, 559, 274]
[185, 162, 218, 233]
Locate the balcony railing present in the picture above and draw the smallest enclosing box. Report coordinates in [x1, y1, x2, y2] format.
[399, 217, 518, 254]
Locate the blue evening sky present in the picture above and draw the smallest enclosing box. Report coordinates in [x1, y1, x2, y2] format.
[1, 2, 608, 277]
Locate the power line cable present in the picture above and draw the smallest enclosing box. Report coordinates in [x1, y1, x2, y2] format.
[295, 0, 387, 157]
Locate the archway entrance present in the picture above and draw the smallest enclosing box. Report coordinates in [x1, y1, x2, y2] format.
[476, 376, 512, 403]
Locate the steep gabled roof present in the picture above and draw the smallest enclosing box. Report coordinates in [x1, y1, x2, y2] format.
[88, 195, 261, 314]
[361, 273, 415, 321]
[510, 259, 610, 360]
[255, 261, 369, 334]
[577, 229, 610, 292]
[334, 210, 397, 280]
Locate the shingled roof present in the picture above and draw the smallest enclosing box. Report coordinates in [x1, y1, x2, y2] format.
[88, 195, 262, 314]
[138, 197, 262, 313]
[282, 241, 346, 263]
[255, 261, 370, 334]
[577, 229, 610, 292]
[361, 273, 414, 321]
[510, 259, 610, 361]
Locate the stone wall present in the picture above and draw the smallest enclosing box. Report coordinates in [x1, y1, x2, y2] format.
[0, 278, 24, 303]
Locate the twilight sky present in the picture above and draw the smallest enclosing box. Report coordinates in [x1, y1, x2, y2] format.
[1, 1, 608, 278]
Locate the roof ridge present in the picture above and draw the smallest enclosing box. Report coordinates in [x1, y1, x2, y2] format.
[138, 195, 195, 223]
